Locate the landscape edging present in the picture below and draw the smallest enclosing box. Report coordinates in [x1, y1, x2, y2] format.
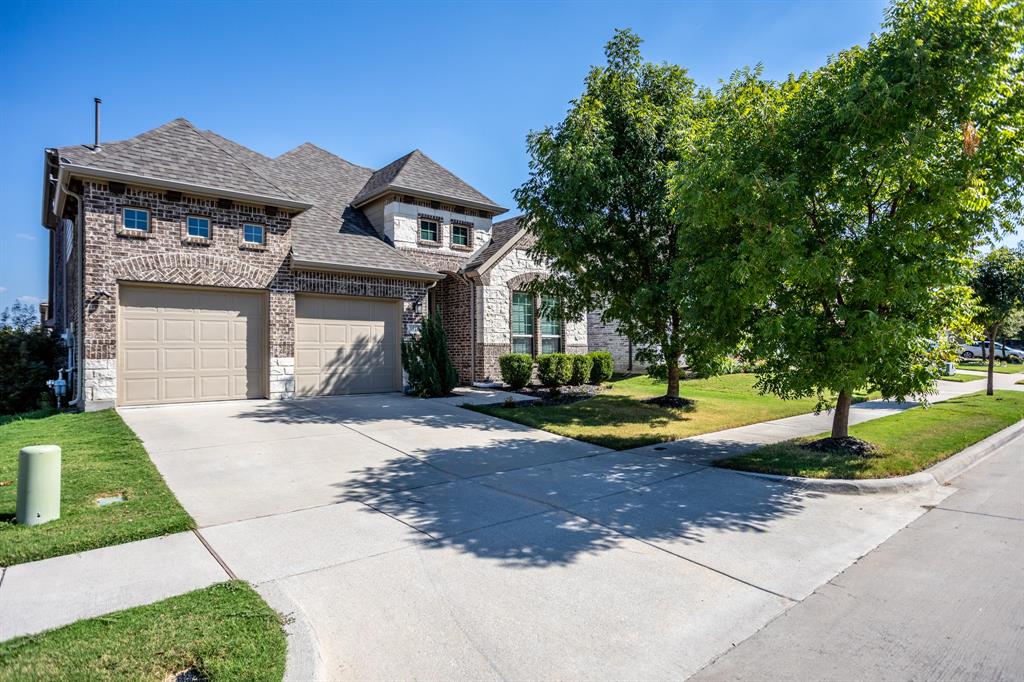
[724, 418, 1024, 495]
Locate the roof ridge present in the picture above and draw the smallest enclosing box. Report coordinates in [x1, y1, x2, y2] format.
[277, 142, 375, 172]
[195, 127, 303, 202]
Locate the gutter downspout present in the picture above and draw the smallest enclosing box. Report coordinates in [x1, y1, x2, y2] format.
[60, 176, 85, 408]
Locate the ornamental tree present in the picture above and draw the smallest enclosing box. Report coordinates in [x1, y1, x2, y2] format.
[971, 247, 1024, 394]
[514, 29, 717, 401]
[676, 0, 1024, 439]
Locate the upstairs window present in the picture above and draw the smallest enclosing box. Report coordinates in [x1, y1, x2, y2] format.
[243, 223, 265, 245]
[122, 208, 150, 232]
[511, 291, 535, 355]
[539, 295, 562, 354]
[419, 219, 439, 242]
[452, 224, 470, 247]
[187, 216, 210, 239]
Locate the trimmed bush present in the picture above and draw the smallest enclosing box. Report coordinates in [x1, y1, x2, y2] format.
[401, 316, 458, 397]
[537, 353, 573, 388]
[588, 351, 614, 384]
[499, 353, 533, 390]
[570, 354, 591, 385]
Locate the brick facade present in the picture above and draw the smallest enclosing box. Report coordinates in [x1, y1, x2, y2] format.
[586, 310, 647, 373]
[74, 181, 430, 409]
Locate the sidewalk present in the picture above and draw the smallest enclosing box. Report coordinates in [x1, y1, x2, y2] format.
[2, 375, 1019, 646]
[691, 429, 1024, 681]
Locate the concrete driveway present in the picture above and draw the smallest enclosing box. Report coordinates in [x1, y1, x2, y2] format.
[120, 394, 949, 680]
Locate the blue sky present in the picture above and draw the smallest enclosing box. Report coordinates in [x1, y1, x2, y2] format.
[2, 0, 1016, 312]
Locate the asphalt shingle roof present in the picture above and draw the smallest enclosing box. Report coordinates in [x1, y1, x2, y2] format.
[58, 119, 302, 204]
[463, 216, 525, 272]
[266, 144, 438, 277]
[353, 149, 504, 211]
[55, 119, 500, 278]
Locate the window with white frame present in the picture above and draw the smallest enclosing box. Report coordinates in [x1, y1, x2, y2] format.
[419, 219, 439, 242]
[243, 223, 265, 245]
[186, 216, 210, 239]
[122, 207, 150, 232]
[539, 295, 562, 354]
[452, 223, 470, 247]
[511, 291, 534, 355]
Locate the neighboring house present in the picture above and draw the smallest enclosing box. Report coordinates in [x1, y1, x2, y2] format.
[39, 118, 589, 409]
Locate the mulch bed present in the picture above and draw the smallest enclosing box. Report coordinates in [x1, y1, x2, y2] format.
[800, 436, 880, 458]
[510, 383, 605, 406]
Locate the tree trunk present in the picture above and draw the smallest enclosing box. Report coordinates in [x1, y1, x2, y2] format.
[666, 354, 681, 399]
[987, 325, 997, 396]
[831, 389, 852, 439]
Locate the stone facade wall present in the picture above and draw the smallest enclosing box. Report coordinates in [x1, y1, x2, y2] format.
[587, 310, 647, 373]
[474, 238, 588, 383]
[361, 196, 492, 257]
[77, 181, 429, 409]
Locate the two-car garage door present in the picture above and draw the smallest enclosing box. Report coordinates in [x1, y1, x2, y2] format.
[117, 286, 401, 405]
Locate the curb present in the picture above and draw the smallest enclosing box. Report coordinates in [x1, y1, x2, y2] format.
[256, 581, 327, 682]
[725, 418, 1024, 495]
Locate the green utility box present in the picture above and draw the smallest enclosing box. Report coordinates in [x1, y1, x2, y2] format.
[16, 445, 61, 526]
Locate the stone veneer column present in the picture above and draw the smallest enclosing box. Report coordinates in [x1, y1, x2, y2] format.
[269, 290, 296, 399]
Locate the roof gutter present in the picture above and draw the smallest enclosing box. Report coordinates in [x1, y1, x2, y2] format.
[352, 186, 507, 216]
[60, 164, 313, 211]
[291, 257, 444, 283]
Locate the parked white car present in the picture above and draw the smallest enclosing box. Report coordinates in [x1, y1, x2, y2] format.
[959, 340, 1024, 363]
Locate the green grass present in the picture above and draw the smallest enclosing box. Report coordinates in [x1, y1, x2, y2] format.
[0, 581, 286, 682]
[470, 373, 871, 450]
[0, 409, 193, 565]
[717, 391, 1024, 479]
[939, 373, 985, 383]
[956, 362, 1024, 374]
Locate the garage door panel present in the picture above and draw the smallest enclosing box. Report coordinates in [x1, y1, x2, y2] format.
[118, 285, 265, 406]
[295, 295, 400, 396]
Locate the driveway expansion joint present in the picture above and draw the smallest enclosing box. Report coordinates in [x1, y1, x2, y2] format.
[192, 529, 238, 581]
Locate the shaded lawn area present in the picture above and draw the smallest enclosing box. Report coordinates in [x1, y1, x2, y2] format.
[470, 374, 871, 450]
[717, 391, 1024, 479]
[0, 409, 193, 565]
[956, 362, 1023, 374]
[0, 581, 286, 682]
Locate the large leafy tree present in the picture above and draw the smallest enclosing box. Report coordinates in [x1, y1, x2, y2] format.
[677, 0, 1024, 439]
[971, 247, 1024, 394]
[515, 30, 709, 401]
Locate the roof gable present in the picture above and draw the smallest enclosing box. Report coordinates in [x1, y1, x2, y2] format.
[353, 149, 505, 212]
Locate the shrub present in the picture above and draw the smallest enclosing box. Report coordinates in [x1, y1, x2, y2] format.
[401, 316, 458, 397]
[499, 353, 533, 390]
[537, 353, 573, 388]
[588, 351, 614, 384]
[0, 305, 63, 416]
[569, 354, 591, 385]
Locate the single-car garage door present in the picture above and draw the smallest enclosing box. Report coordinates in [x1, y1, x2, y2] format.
[118, 284, 266, 406]
[295, 294, 401, 396]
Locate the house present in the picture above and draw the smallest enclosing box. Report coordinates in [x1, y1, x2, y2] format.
[39, 118, 589, 410]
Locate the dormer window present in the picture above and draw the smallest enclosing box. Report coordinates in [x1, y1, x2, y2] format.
[419, 218, 439, 243]
[187, 216, 211, 239]
[452, 224, 470, 247]
[122, 208, 150, 232]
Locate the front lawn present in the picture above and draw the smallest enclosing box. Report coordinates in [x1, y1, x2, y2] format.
[717, 391, 1024, 479]
[470, 373, 870, 450]
[0, 581, 286, 682]
[939, 373, 985, 383]
[0, 410, 193, 565]
[956, 362, 1023, 374]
